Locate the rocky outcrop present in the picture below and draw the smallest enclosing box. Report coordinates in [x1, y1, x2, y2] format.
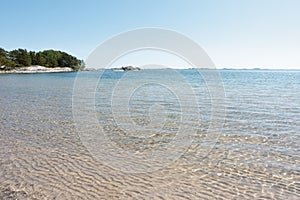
[112, 66, 141, 71]
[0, 66, 74, 74]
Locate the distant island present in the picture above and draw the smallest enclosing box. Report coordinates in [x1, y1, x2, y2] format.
[111, 66, 141, 72]
[0, 47, 84, 73]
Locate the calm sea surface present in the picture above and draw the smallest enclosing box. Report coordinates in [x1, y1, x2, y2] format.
[0, 69, 299, 199]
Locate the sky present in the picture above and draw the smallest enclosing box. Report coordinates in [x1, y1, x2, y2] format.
[1, 0, 300, 69]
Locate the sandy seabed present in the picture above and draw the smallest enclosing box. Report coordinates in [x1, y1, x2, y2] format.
[0, 70, 299, 199]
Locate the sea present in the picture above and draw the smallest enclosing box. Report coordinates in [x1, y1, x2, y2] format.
[0, 69, 299, 199]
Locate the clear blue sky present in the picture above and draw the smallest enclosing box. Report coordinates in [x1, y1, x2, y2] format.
[1, 0, 300, 69]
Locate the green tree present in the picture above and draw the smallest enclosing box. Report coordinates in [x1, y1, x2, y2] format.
[29, 51, 37, 65]
[40, 50, 60, 67]
[0, 48, 6, 58]
[35, 52, 47, 66]
[0, 47, 84, 70]
[0, 48, 16, 70]
[0, 57, 17, 70]
[9, 49, 31, 67]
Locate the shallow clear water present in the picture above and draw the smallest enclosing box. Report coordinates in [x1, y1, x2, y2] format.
[0, 69, 299, 199]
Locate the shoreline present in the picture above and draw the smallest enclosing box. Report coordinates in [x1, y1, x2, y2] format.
[1, 67, 300, 74]
[0, 66, 75, 74]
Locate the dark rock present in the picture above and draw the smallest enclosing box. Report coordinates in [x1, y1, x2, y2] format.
[112, 66, 141, 71]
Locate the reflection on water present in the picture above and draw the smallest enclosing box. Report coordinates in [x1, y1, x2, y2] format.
[0, 70, 299, 199]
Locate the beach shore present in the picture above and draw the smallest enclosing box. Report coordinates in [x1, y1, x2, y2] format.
[0, 65, 74, 74]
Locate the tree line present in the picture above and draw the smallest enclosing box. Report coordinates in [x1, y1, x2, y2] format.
[0, 47, 84, 70]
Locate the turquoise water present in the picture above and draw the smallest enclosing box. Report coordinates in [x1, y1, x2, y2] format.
[0, 70, 299, 199]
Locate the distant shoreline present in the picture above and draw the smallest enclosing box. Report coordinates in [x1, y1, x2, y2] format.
[1, 66, 300, 74]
